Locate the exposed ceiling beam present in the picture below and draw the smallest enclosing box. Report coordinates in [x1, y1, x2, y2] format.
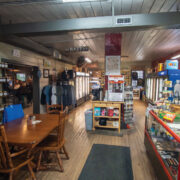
[1, 12, 180, 36]
[0, 0, 108, 6]
[0, 35, 52, 56]
[0, 35, 75, 65]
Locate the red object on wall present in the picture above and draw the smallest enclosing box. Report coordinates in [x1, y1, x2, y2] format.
[105, 33, 122, 56]
[105, 33, 122, 89]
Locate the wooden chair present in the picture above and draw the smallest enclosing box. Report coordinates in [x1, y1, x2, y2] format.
[36, 110, 69, 172]
[46, 104, 63, 114]
[0, 125, 36, 180]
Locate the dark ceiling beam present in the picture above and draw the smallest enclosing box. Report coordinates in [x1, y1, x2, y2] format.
[0, 35, 52, 56]
[1, 12, 180, 36]
[0, 35, 75, 65]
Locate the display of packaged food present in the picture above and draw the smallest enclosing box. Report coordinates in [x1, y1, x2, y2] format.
[163, 112, 176, 122]
[108, 108, 114, 116]
[94, 107, 101, 116]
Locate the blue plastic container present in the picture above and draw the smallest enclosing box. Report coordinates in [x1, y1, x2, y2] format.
[3, 104, 24, 124]
[85, 109, 93, 130]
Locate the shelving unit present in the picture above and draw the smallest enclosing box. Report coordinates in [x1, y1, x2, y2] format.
[121, 69, 131, 86]
[145, 110, 180, 180]
[0, 62, 9, 123]
[92, 101, 124, 133]
[133, 88, 140, 100]
[123, 86, 134, 125]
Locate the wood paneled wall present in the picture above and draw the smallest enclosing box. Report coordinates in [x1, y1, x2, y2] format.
[121, 61, 152, 70]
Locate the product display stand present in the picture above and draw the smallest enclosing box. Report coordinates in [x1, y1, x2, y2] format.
[123, 87, 134, 125]
[92, 101, 124, 133]
[145, 110, 180, 180]
[121, 69, 131, 86]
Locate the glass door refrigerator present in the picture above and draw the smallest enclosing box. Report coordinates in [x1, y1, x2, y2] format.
[146, 74, 168, 103]
[75, 72, 90, 106]
[158, 69, 180, 102]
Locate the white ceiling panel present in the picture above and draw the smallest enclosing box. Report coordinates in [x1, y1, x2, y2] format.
[141, 0, 155, 13]
[131, 0, 144, 14]
[121, 0, 133, 14]
[0, 0, 180, 68]
[149, 0, 166, 13]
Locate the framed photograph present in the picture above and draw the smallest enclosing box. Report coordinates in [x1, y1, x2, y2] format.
[43, 69, 49, 78]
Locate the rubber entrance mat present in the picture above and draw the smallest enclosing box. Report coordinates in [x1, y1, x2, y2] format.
[78, 144, 133, 180]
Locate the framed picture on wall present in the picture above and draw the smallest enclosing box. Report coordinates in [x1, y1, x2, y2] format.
[43, 69, 49, 78]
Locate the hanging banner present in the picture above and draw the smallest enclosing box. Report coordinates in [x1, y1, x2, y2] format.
[105, 33, 122, 56]
[105, 33, 121, 75]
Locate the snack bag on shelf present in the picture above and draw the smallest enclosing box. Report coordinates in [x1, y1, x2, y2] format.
[94, 107, 101, 116]
[108, 108, 114, 116]
[163, 112, 176, 123]
[101, 108, 106, 116]
[113, 108, 119, 116]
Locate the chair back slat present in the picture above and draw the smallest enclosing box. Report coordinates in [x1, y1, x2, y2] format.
[57, 111, 66, 145]
[0, 126, 14, 169]
[0, 142, 7, 168]
[47, 104, 63, 114]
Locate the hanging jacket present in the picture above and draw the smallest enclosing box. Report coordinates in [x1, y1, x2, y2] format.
[56, 85, 64, 105]
[41, 85, 52, 105]
[41, 86, 46, 105]
[51, 85, 57, 105]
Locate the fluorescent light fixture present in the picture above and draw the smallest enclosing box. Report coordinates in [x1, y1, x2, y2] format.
[85, 57, 92, 63]
[171, 54, 180, 59]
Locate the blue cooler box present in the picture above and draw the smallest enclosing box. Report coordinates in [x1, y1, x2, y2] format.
[85, 109, 93, 130]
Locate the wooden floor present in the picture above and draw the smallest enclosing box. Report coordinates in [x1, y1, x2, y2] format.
[14, 100, 157, 180]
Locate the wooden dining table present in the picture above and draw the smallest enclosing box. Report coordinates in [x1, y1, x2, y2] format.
[4, 114, 59, 150]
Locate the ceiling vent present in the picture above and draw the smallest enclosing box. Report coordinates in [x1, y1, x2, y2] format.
[116, 16, 132, 25]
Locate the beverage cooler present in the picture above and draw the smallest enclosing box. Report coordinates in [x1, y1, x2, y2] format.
[146, 73, 168, 103]
[75, 72, 90, 106]
[146, 70, 180, 103]
[158, 70, 180, 102]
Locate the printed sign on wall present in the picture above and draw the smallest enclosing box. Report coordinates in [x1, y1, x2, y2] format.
[106, 56, 121, 75]
[12, 49, 21, 57]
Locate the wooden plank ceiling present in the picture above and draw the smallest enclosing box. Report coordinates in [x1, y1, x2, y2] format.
[0, 0, 180, 67]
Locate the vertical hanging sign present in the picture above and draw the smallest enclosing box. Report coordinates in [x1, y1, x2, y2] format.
[105, 33, 121, 75]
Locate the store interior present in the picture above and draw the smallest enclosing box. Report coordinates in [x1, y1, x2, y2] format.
[1, 1, 180, 180]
